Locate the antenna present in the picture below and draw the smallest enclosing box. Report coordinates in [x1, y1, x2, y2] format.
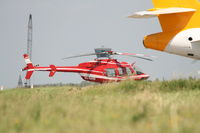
[25, 14, 33, 88]
[27, 14, 32, 60]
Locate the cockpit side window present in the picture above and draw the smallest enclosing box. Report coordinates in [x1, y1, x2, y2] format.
[118, 67, 123, 76]
[132, 65, 144, 75]
[106, 68, 116, 77]
[136, 71, 144, 75]
[125, 67, 132, 76]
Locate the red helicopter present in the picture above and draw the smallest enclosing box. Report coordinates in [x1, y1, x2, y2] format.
[22, 48, 153, 83]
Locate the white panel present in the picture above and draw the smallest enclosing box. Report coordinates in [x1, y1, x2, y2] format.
[165, 28, 200, 60]
[128, 8, 196, 18]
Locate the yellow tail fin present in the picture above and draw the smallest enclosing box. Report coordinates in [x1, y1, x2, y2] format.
[152, 0, 199, 32]
[152, 0, 199, 8]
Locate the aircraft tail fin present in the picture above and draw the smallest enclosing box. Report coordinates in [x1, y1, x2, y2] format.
[129, 0, 200, 51]
[25, 71, 34, 79]
[152, 0, 198, 8]
[129, 0, 198, 32]
[23, 54, 34, 79]
[152, 0, 198, 32]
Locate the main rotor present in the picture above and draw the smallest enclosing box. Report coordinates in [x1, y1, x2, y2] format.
[62, 47, 155, 61]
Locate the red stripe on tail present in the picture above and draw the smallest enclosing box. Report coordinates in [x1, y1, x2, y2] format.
[23, 54, 34, 79]
[25, 71, 34, 79]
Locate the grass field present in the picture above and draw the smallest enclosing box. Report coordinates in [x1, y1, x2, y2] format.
[1, 79, 200, 133]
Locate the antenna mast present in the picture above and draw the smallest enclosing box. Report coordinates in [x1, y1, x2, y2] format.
[27, 14, 32, 61]
[26, 14, 33, 87]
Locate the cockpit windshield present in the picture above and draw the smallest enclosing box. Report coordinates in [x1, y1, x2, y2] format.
[132, 65, 144, 75]
[118, 67, 133, 76]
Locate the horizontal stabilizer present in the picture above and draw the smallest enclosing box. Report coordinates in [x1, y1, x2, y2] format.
[128, 8, 196, 18]
[49, 65, 57, 77]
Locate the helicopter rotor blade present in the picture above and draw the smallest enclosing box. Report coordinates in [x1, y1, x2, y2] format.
[62, 53, 96, 60]
[114, 52, 155, 61]
[62, 50, 155, 61]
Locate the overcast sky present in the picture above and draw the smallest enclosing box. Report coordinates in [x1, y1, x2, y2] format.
[1, 0, 200, 88]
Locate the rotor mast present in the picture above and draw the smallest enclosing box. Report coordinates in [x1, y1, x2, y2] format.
[95, 48, 112, 59]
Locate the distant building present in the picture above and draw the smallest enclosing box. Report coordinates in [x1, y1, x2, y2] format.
[18, 75, 23, 88]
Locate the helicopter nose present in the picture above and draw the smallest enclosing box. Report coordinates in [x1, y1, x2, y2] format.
[140, 73, 150, 80]
[144, 74, 150, 79]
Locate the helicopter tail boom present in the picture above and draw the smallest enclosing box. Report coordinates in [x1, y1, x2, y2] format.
[23, 54, 58, 79]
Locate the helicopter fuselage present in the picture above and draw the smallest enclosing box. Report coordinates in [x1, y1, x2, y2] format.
[23, 55, 149, 83]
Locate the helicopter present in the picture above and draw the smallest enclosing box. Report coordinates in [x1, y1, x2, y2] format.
[22, 48, 153, 83]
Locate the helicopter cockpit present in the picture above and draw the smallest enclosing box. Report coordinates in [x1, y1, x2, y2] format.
[105, 67, 133, 77]
[132, 65, 144, 75]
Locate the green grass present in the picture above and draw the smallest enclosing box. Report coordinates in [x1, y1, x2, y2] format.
[1, 79, 200, 133]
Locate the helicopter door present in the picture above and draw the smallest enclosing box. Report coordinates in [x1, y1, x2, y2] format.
[106, 68, 116, 77]
[125, 67, 132, 76]
[118, 67, 124, 76]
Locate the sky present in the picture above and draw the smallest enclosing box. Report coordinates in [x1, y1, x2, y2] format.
[1, 0, 200, 88]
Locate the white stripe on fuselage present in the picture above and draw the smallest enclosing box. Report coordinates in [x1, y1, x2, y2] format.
[32, 67, 103, 74]
[79, 73, 148, 81]
[56, 68, 103, 73]
[80, 73, 118, 80]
